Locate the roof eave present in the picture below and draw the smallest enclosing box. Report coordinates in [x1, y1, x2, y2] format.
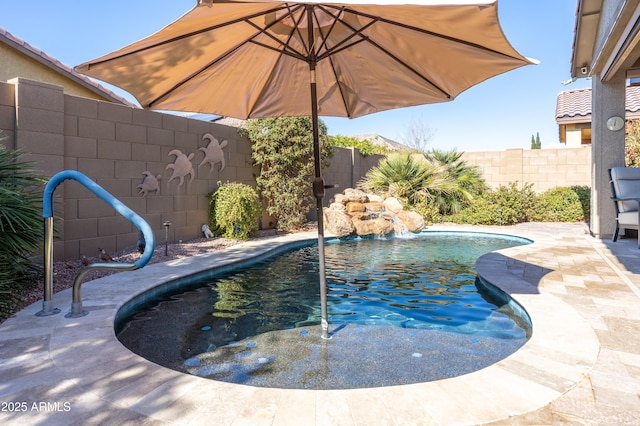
[571, 0, 603, 79]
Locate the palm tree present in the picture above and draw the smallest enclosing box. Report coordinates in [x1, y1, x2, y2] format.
[425, 148, 487, 214]
[358, 152, 456, 207]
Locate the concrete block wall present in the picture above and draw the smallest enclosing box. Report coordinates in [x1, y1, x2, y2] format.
[1, 78, 259, 261]
[0, 78, 596, 262]
[462, 147, 592, 192]
[0, 78, 379, 261]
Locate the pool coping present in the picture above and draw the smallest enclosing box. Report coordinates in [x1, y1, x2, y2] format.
[0, 226, 600, 425]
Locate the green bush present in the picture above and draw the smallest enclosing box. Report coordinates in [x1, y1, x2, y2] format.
[210, 182, 261, 240]
[0, 144, 44, 319]
[448, 182, 537, 225]
[447, 183, 591, 225]
[329, 135, 390, 156]
[241, 117, 332, 231]
[533, 186, 588, 222]
[570, 185, 591, 222]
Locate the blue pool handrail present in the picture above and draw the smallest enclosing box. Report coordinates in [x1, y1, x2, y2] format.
[38, 170, 156, 317]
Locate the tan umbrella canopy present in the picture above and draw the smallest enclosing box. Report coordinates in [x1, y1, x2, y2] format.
[76, 0, 533, 339]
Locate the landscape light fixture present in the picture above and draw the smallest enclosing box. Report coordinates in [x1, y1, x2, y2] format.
[163, 220, 172, 256]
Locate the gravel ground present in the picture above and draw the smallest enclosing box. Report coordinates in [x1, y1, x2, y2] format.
[4, 228, 291, 324]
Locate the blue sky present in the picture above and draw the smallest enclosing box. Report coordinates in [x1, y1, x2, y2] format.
[2, 1, 590, 152]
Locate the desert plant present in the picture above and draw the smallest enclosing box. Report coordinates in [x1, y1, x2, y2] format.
[449, 182, 537, 225]
[329, 135, 390, 156]
[533, 186, 590, 222]
[358, 152, 454, 206]
[570, 185, 591, 222]
[0, 144, 45, 317]
[425, 148, 487, 214]
[210, 182, 261, 239]
[241, 117, 333, 231]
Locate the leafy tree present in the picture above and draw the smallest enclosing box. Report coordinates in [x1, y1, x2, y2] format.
[359, 149, 486, 220]
[329, 135, 389, 156]
[0, 143, 44, 317]
[241, 117, 333, 231]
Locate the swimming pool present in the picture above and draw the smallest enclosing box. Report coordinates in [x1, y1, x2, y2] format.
[116, 231, 532, 389]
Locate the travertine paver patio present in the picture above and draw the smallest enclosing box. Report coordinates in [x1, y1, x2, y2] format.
[1, 223, 639, 425]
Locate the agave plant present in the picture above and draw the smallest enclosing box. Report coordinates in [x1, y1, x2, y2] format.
[0, 143, 44, 316]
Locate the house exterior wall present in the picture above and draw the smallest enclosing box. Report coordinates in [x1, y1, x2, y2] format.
[462, 147, 592, 193]
[565, 124, 587, 146]
[0, 44, 112, 102]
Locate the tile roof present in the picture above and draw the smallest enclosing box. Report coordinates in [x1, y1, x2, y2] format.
[556, 85, 640, 122]
[0, 26, 137, 107]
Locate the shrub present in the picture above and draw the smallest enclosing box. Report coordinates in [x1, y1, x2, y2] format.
[570, 185, 591, 222]
[329, 135, 390, 156]
[241, 117, 332, 231]
[448, 182, 537, 225]
[447, 183, 591, 225]
[210, 182, 261, 239]
[533, 186, 588, 222]
[0, 144, 44, 318]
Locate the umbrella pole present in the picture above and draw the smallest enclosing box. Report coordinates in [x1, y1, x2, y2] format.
[309, 63, 330, 340]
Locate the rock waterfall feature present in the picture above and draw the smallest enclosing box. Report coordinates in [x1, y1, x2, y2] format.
[323, 188, 425, 238]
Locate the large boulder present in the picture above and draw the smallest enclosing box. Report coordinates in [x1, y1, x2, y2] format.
[396, 210, 426, 232]
[363, 202, 385, 212]
[324, 189, 425, 237]
[352, 216, 394, 236]
[383, 197, 403, 214]
[343, 188, 369, 203]
[367, 193, 384, 203]
[346, 202, 366, 213]
[323, 205, 354, 237]
[333, 193, 348, 205]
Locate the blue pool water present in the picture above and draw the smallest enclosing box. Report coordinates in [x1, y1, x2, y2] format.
[117, 232, 532, 389]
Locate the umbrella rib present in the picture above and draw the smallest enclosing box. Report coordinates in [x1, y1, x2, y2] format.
[327, 55, 352, 118]
[311, 8, 450, 98]
[83, 4, 301, 68]
[147, 6, 310, 108]
[344, 7, 527, 63]
[313, 6, 378, 61]
[362, 37, 451, 99]
[245, 21, 307, 61]
[312, 6, 345, 57]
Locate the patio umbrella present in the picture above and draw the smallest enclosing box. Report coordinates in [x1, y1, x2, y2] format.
[76, 0, 533, 339]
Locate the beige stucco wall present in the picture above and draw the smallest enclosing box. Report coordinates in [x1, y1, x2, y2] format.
[0, 43, 113, 102]
[565, 125, 585, 147]
[462, 147, 592, 193]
